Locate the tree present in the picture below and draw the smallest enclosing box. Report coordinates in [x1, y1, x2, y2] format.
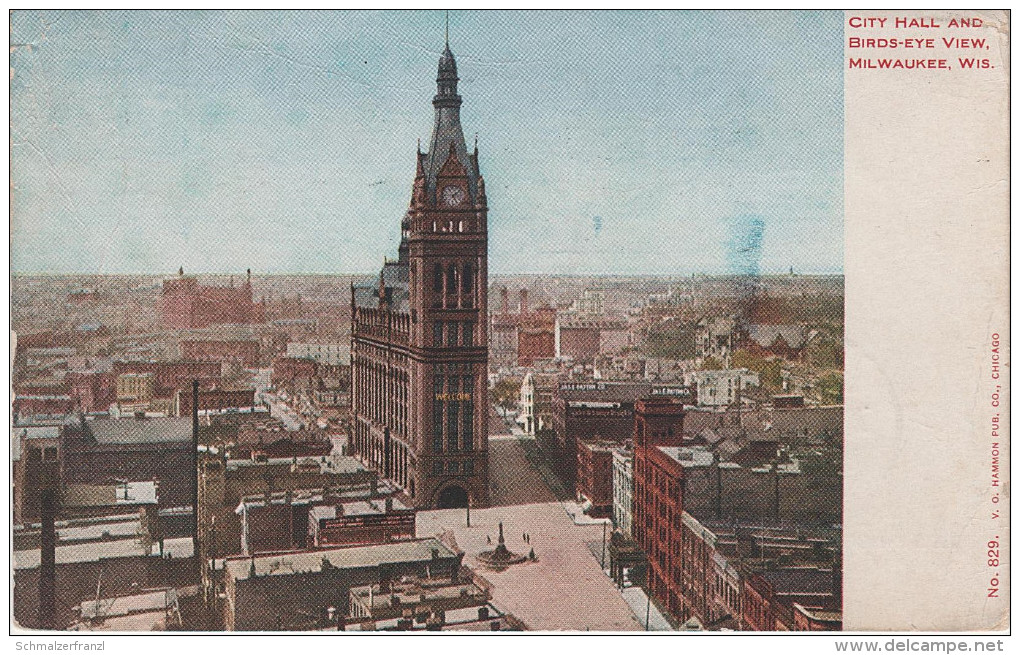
[759, 359, 784, 392]
[731, 348, 767, 372]
[816, 371, 843, 405]
[699, 356, 724, 371]
[492, 377, 521, 412]
[731, 349, 783, 392]
[643, 324, 695, 360]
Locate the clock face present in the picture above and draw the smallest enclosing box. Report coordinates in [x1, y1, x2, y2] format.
[442, 184, 465, 207]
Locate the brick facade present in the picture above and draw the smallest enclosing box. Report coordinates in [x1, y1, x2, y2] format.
[159, 273, 265, 330]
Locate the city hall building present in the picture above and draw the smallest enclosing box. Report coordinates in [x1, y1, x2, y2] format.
[350, 39, 489, 509]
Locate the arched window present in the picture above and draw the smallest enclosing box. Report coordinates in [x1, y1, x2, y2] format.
[462, 262, 473, 293]
[433, 263, 443, 293]
[446, 264, 457, 294]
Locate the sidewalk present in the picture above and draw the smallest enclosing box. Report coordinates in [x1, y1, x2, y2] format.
[620, 586, 674, 631]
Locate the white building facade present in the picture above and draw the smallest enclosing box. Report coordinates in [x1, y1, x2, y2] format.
[684, 368, 760, 407]
[612, 447, 634, 537]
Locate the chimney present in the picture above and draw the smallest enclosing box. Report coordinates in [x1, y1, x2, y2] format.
[519, 289, 528, 315]
[501, 287, 509, 314]
[38, 487, 57, 629]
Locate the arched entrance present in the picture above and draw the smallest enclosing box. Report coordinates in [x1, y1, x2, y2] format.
[436, 484, 469, 509]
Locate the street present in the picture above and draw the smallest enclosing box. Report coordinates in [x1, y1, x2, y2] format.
[416, 425, 646, 631]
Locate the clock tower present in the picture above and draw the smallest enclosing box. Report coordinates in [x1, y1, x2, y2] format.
[351, 38, 489, 509]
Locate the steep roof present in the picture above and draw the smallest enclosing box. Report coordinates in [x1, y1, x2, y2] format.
[423, 44, 479, 202]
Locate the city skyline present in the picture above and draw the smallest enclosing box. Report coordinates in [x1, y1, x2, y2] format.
[12, 10, 843, 276]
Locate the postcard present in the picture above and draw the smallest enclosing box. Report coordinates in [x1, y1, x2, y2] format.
[8, 9, 1009, 636]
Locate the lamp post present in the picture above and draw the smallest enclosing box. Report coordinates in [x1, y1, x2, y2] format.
[466, 493, 471, 527]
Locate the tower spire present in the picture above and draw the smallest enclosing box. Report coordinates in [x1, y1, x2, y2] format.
[445, 10, 449, 47]
[424, 21, 476, 203]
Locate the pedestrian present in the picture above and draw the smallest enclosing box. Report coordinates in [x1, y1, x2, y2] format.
[487, 535, 492, 545]
[523, 532, 526, 543]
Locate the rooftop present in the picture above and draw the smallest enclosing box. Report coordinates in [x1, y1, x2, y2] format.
[760, 567, 837, 595]
[226, 454, 369, 476]
[658, 445, 716, 468]
[792, 604, 842, 623]
[557, 381, 655, 403]
[14, 536, 194, 570]
[63, 481, 158, 508]
[15, 425, 61, 440]
[350, 577, 488, 618]
[224, 537, 455, 581]
[308, 498, 411, 521]
[78, 588, 179, 621]
[83, 416, 193, 445]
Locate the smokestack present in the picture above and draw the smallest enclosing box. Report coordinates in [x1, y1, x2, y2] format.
[501, 287, 509, 314]
[39, 487, 57, 629]
[520, 289, 528, 315]
[192, 380, 200, 559]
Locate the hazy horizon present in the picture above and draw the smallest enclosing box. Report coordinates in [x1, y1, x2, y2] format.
[12, 10, 844, 276]
[11, 270, 846, 279]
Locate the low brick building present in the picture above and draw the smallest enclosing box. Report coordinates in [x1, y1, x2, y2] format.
[13, 395, 73, 421]
[221, 538, 462, 631]
[66, 369, 116, 414]
[272, 356, 318, 389]
[113, 360, 222, 397]
[235, 491, 414, 555]
[575, 440, 616, 517]
[743, 567, 840, 631]
[309, 497, 416, 548]
[175, 388, 257, 417]
[545, 382, 691, 491]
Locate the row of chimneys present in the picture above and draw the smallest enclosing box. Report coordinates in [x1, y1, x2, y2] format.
[499, 288, 528, 315]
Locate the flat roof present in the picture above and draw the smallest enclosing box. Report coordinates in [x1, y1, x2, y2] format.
[78, 588, 178, 620]
[14, 536, 194, 570]
[14, 425, 61, 440]
[226, 455, 368, 475]
[224, 538, 455, 581]
[351, 578, 487, 612]
[86, 416, 193, 445]
[240, 495, 407, 517]
[64, 481, 158, 507]
[658, 446, 715, 468]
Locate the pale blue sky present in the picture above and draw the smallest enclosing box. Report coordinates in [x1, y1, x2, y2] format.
[11, 10, 843, 275]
